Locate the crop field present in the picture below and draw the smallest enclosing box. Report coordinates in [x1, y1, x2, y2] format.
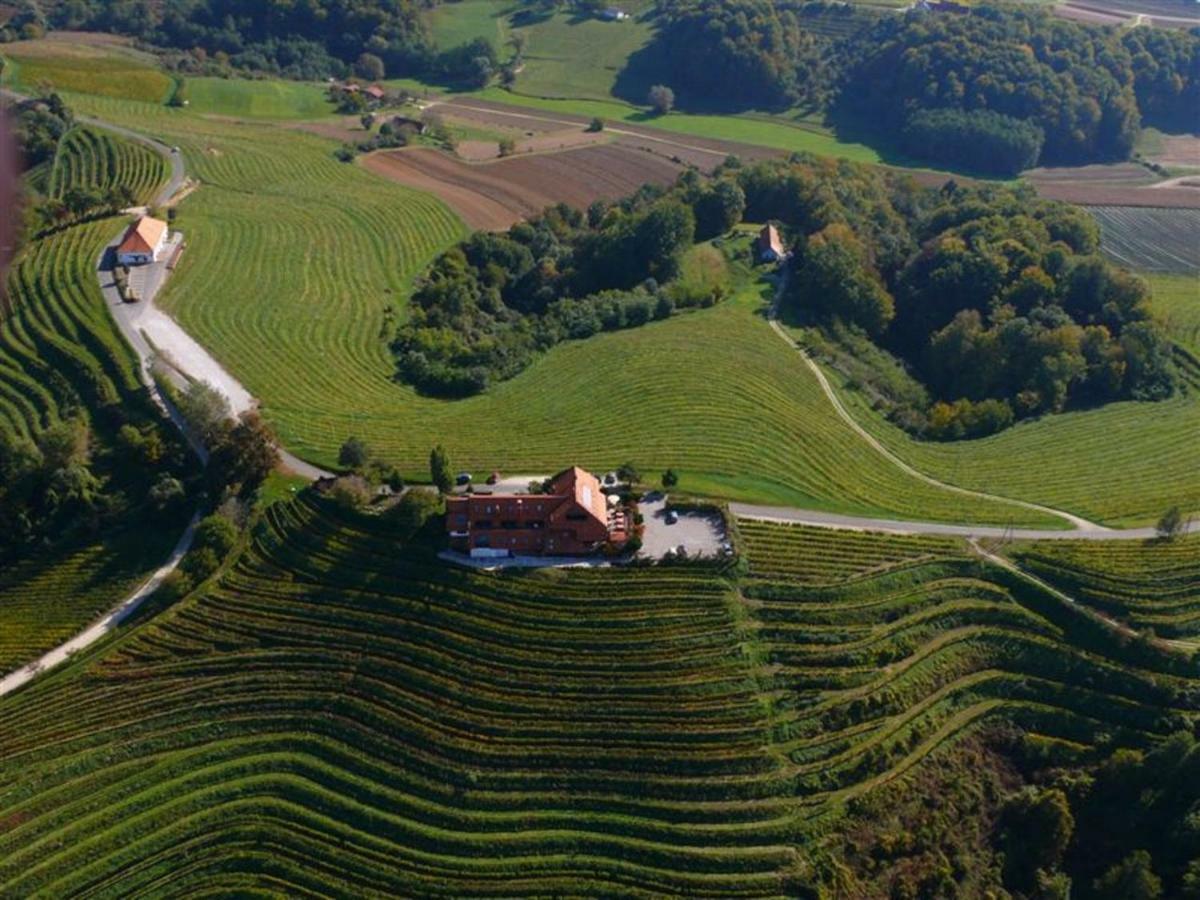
[0, 499, 1191, 894]
[182, 76, 336, 120]
[362, 143, 683, 230]
[1008, 535, 1200, 639]
[0, 37, 174, 103]
[0, 220, 183, 670]
[45, 125, 167, 204]
[823, 273, 1200, 527]
[1089, 206, 1200, 274]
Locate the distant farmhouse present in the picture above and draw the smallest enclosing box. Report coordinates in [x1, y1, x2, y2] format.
[117, 216, 168, 266]
[446, 466, 630, 558]
[601, 7, 630, 20]
[757, 224, 787, 263]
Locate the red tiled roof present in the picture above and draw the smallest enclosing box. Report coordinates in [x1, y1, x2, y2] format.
[117, 216, 167, 256]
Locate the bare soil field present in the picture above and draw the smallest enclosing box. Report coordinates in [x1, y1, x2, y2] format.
[1028, 164, 1200, 209]
[454, 128, 609, 161]
[438, 98, 781, 171]
[1148, 134, 1200, 170]
[361, 144, 684, 230]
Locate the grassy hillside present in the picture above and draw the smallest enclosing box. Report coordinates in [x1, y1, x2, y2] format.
[427, 0, 510, 51]
[0, 500, 1190, 894]
[0, 37, 174, 103]
[821, 274, 1200, 527]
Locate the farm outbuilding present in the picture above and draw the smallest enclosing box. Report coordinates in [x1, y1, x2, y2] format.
[116, 216, 169, 266]
[757, 224, 787, 262]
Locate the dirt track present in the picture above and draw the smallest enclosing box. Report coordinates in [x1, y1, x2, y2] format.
[362, 144, 683, 230]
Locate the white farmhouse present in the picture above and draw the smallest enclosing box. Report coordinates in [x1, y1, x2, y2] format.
[116, 216, 168, 266]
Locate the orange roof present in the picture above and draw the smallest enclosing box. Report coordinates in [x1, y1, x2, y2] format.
[547, 466, 607, 526]
[118, 216, 167, 255]
[758, 224, 785, 256]
[365, 84, 386, 99]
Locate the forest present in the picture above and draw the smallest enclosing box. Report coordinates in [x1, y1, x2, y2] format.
[650, 2, 1200, 174]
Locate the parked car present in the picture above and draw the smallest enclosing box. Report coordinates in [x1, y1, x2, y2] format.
[455, 472, 472, 486]
[665, 510, 679, 524]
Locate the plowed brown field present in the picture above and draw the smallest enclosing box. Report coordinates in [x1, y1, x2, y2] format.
[361, 144, 684, 230]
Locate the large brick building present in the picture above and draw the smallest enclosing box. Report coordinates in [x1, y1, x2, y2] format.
[446, 467, 629, 558]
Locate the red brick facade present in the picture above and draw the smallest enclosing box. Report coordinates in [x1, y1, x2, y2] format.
[446, 467, 625, 557]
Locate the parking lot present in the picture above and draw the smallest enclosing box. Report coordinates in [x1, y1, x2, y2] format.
[638, 494, 728, 560]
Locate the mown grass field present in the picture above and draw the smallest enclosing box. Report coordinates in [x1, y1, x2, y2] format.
[53, 94, 1058, 528]
[819, 273, 1200, 527]
[44, 125, 167, 204]
[182, 76, 336, 119]
[0, 500, 1190, 894]
[1009, 534, 1200, 639]
[509, 9, 656, 101]
[0, 218, 184, 673]
[0, 37, 174, 103]
[427, 0, 510, 51]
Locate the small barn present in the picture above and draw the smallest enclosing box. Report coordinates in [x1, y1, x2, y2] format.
[601, 7, 630, 19]
[117, 216, 168, 267]
[364, 84, 386, 102]
[757, 224, 787, 263]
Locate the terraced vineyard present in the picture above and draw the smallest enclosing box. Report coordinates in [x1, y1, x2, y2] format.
[0, 503, 1193, 895]
[738, 520, 962, 583]
[0, 220, 185, 671]
[47, 126, 167, 205]
[1008, 535, 1200, 639]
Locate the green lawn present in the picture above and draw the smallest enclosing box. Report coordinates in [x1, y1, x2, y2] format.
[182, 76, 336, 119]
[0, 38, 174, 103]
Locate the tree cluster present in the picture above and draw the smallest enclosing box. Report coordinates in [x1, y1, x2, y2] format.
[393, 180, 725, 397]
[31, 0, 502, 86]
[0, 414, 189, 564]
[652, 0, 828, 110]
[644, 4, 1199, 174]
[1000, 731, 1200, 899]
[757, 155, 1178, 440]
